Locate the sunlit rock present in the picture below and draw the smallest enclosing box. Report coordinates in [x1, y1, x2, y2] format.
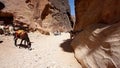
[71, 22, 120, 68]
[0, 0, 72, 35]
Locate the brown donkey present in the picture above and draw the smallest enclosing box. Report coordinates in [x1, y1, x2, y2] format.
[14, 30, 31, 49]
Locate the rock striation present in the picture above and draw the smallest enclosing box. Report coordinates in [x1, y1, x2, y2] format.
[72, 22, 120, 68]
[72, 0, 120, 68]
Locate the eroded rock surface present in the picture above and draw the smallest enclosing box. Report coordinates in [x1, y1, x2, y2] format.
[0, 0, 72, 34]
[72, 22, 120, 68]
[74, 0, 120, 31]
[71, 0, 120, 68]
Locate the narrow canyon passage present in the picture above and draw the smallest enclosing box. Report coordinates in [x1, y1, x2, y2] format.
[0, 32, 81, 68]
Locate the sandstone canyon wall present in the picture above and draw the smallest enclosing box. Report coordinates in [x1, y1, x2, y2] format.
[72, 0, 120, 68]
[0, 0, 72, 35]
[0, 0, 32, 24]
[72, 22, 120, 68]
[74, 0, 120, 31]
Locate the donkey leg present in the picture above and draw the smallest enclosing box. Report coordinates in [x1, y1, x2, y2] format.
[23, 40, 26, 45]
[26, 39, 31, 48]
[20, 39, 23, 45]
[28, 43, 32, 50]
[14, 38, 18, 47]
[25, 40, 29, 49]
[28, 44, 31, 48]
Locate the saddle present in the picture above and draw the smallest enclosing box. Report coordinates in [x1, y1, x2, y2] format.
[15, 30, 26, 38]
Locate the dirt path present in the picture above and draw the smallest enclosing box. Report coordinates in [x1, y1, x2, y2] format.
[0, 32, 81, 68]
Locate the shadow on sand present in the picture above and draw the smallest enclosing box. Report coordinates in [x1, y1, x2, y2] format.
[60, 39, 74, 53]
[0, 41, 3, 43]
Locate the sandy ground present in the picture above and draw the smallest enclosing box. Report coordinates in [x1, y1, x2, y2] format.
[0, 32, 81, 68]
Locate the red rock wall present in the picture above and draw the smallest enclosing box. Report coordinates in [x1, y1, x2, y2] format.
[72, 0, 120, 68]
[0, 0, 72, 34]
[27, 0, 73, 34]
[74, 0, 120, 31]
[72, 22, 120, 68]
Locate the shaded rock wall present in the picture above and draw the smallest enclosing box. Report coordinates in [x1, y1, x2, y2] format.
[74, 0, 120, 31]
[0, 0, 72, 34]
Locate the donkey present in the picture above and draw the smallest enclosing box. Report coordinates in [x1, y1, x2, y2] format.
[0, 25, 4, 35]
[14, 30, 31, 49]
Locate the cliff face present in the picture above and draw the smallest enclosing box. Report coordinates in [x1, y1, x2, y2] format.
[0, 0, 32, 23]
[31, 0, 72, 34]
[72, 22, 120, 68]
[0, 0, 72, 34]
[74, 0, 120, 31]
[72, 0, 120, 68]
